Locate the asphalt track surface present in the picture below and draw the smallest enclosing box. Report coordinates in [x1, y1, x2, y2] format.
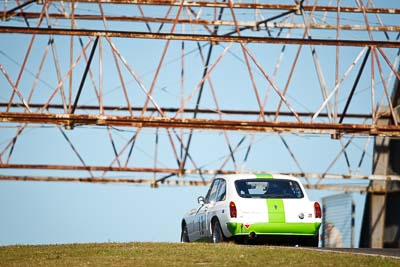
[317, 248, 400, 259]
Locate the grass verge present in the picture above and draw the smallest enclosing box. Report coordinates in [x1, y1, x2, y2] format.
[0, 242, 399, 267]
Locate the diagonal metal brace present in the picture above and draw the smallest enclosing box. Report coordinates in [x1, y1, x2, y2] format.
[2, 0, 36, 21]
[339, 47, 371, 123]
[71, 36, 99, 115]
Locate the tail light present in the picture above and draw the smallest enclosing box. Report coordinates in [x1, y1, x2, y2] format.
[229, 201, 237, 218]
[314, 202, 322, 218]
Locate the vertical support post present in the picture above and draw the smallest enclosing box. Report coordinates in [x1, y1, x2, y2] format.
[369, 181, 387, 248]
[351, 201, 355, 248]
[362, 63, 400, 247]
[364, 107, 390, 248]
[321, 205, 327, 247]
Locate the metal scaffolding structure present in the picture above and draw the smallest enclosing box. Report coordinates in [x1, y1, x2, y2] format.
[0, 0, 399, 189]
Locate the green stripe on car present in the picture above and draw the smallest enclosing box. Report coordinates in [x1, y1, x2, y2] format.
[255, 174, 286, 223]
[255, 173, 273, 179]
[267, 199, 286, 223]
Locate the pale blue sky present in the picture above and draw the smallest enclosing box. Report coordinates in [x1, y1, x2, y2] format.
[0, 181, 206, 244]
[0, 0, 398, 246]
[0, 180, 367, 245]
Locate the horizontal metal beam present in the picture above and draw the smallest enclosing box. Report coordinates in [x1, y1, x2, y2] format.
[0, 26, 399, 48]
[2, 163, 397, 181]
[1, 103, 388, 120]
[0, 164, 400, 181]
[44, 1, 400, 14]
[0, 173, 398, 192]
[10, 12, 400, 33]
[0, 175, 207, 187]
[0, 163, 187, 174]
[1, 112, 400, 136]
[304, 184, 368, 192]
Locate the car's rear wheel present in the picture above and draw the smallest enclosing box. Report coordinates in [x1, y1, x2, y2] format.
[212, 219, 225, 243]
[181, 223, 190, 243]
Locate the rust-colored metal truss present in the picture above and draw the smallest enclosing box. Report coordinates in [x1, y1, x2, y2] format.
[0, 0, 399, 189]
[1, 26, 400, 48]
[1, 112, 400, 136]
[38, 1, 400, 14]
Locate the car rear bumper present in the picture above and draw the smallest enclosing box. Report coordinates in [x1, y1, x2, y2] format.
[226, 222, 321, 236]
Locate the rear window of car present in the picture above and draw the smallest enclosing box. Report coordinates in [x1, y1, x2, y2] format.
[234, 179, 304, 199]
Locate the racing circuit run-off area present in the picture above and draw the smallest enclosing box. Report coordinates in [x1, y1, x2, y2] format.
[1, 242, 400, 266]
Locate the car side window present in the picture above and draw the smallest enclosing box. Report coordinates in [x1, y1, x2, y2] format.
[216, 179, 226, 202]
[290, 181, 304, 198]
[205, 179, 220, 203]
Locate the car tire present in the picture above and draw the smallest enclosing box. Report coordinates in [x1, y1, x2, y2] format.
[181, 223, 190, 243]
[212, 219, 226, 243]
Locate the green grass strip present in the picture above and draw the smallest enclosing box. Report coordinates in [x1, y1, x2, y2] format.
[1, 242, 399, 267]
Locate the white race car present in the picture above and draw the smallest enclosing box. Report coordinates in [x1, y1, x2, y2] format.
[181, 174, 322, 246]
